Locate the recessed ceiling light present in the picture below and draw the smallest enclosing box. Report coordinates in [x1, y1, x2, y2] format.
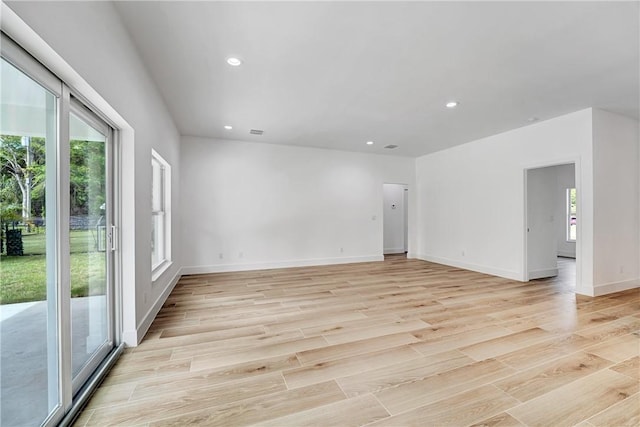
[527, 117, 539, 122]
[226, 57, 242, 66]
[445, 101, 459, 108]
[366, 141, 374, 145]
[224, 125, 233, 130]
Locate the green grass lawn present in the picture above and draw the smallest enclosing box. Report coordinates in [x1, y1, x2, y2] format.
[0, 230, 106, 304]
[19, 229, 103, 255]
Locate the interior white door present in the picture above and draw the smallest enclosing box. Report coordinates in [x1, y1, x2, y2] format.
[383, 183, 407, 254]
[526, 167, 559, 280]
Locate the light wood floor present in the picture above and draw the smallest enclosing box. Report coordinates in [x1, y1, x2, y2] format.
[75, 256, 640, 426]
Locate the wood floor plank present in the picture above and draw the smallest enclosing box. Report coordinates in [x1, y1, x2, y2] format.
[283, 345, 420, 389]
[130, 324, 266, 351]
[369, 385, 520, 427]
[497, 333, 593, 370]
[147, 381, 346, 426]
[374, 358, 516, 414]
[459, 327, 556, 361]
[409, 314, 498, 340]
[322, 319, 430, 345]
[112, 348, 173, 365]
[584, 331, 640, 362]
[507, 369, 639, 426]
[81, 382, 137, 409]
[493, 352, 613, 402]
[101, 358, 192, 387]
[87, 373, 287, 425]
[299, 314, 400, 337]
[586, 392, 640, 427]
[77, 256, 640, 426]
[296, 333, 420, 366]
[410, 325, 514, 356]
[598, 299, 640, 318]
[470, 412, 526, 427]
[336, 350, 474, 398]
[515, 310, 619, 334]
[575, 316, 640, 343]
[130, 354, 300, 401]
[189, 336, 328, 371]
[610, 356, 640, 380]
[265, 310, 369, 335]
[169, 329, 305, 360]
[252, 394, 390, 427]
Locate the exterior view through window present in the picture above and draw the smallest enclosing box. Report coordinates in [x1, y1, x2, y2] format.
[1, 55, 59, 427]
[567, 188, 577, 241]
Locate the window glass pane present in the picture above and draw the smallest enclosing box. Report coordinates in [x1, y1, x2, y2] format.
[69, 112, 109, 381]
[568, 188, 577, 241]
[151, 158, 163, 213]
[151, 213, 164, 268]
[0, 57, 59, 426]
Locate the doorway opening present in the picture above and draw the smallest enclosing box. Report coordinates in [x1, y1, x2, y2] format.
[383, 183, 408, 257]
[524, 163, 577, 288]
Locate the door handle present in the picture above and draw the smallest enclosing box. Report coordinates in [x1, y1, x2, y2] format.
[108, 225, 117, 251]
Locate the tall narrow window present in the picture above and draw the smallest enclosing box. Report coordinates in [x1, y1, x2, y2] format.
[151, 150, 171, 278]
[567, 188, 577, 242]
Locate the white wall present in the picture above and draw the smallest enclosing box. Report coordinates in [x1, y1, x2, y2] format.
[555, 164, 576, 258]
[5, 2, 182, 345]
[416, 108, 640, 296]
[592, 109, 640, 295]
[180, 137, 415, 273]
[416, 109, 595, 294]
[526, 166, 558, 279]
[383, 183, 408, 254]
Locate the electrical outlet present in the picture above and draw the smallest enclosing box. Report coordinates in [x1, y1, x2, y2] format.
[239, 251, 244, 259]
[219, 253, 224, 259]
[340, 247, 344, 253]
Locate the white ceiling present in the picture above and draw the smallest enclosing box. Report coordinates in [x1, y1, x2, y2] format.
[114, 1, 639, 157]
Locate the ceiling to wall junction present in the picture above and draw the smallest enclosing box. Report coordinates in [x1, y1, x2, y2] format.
[114, 1, 640, 157]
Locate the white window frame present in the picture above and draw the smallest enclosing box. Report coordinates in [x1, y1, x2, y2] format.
[566, 187, 577, 242]
[151, 149, 171, 280]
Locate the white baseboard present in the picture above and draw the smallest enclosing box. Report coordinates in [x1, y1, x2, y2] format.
[126, 267, 182, 346]
[593, 278, 640, 296]
[182, 255, 384, 276]
[416, 254, 521, 281]
[528, 268, 559, 280]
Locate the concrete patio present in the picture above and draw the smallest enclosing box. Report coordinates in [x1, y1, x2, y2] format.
[1, 296, 106, 427]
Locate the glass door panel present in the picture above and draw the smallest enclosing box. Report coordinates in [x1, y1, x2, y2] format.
[0, 57, 60, 426]
[69, 109, 113, 392]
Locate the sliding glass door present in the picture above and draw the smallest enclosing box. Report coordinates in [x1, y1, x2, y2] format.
[0, 51, 61, 427]
[69, 103, 114, 394]
[1, 35, 117, 426]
